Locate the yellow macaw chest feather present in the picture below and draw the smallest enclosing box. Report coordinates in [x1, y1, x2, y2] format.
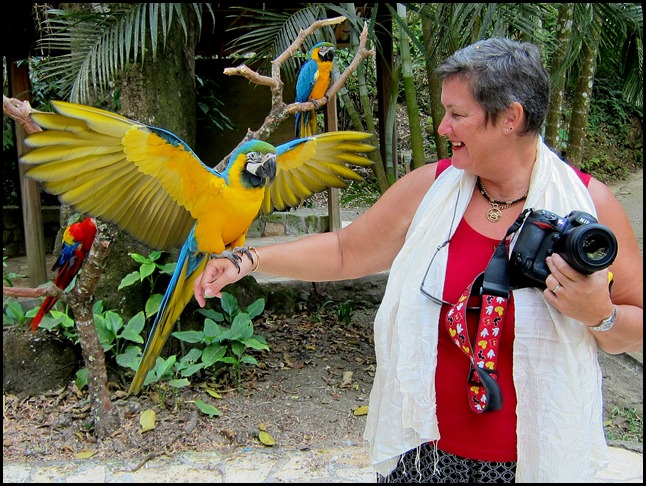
[193, 178, 266, 254]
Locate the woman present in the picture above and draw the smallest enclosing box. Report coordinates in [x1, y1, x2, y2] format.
[194, 38, 643, 482]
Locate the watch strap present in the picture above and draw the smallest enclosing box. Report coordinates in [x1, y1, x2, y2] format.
[589, 307, 617, 332]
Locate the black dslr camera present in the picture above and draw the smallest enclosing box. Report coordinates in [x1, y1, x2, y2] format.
[510, 209, 618, 289]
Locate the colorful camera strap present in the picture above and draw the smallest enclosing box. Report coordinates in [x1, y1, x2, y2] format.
[444, 213, 526, 414]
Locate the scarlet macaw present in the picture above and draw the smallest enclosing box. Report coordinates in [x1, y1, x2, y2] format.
[29, 216, 97, 332]
[294, 41, 335, 138]
[20, 101, 374, 394]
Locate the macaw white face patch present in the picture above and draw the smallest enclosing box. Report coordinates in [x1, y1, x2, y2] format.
[245, 152, 273, 173]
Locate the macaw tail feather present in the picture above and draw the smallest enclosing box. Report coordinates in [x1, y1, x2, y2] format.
[30, 296, 58, 332]
[128, 249, 208, 395]
[295, 110, 318, 138]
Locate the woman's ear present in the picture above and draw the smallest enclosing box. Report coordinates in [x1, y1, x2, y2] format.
[504, 102, 524, 131]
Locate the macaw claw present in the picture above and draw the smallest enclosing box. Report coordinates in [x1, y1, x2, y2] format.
[210, 247, 254, 273]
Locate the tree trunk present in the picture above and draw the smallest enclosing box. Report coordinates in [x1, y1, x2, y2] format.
[566, 29, 600, 168]
[397, 4, 425, 170]
[421, 3, 451, 162]
[68, 221, 120, 437]
[545, 3, 574, 153]
[116, 8, 197, 144]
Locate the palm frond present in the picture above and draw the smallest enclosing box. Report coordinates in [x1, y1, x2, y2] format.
[225, 5, 341, 84]
[34, 3, 210, 103]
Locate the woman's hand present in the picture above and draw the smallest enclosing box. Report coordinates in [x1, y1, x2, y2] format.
[193, 256, 252, 307]
[543, 253, 614, 327]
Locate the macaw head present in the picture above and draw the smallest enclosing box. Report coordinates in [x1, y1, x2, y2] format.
[310, 41, 335, 63]
[235, 140, 277, 189]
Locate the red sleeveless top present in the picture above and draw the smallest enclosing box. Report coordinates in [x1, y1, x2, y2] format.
[433, 159, 591, 461]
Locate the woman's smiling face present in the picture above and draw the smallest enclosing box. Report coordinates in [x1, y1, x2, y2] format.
[437, 76, 503, 172]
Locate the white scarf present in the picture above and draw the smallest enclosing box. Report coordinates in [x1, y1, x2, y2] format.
[364, 138, 609, 482]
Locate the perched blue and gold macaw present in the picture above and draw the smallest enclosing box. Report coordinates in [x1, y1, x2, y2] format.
[294, 41, 335, 138]
[30, 216, 97, 332]
[20, 100, 374, 395]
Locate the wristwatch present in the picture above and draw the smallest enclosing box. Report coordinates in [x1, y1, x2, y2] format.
[589, 307, 617, 332]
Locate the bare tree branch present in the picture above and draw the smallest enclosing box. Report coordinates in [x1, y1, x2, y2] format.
[2, 96, 43, 134]
[217, 20, 375, 171]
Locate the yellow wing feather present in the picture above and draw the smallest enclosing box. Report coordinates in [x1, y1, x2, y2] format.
[261, 131, 375, 214]
[21, 101, 222, 251]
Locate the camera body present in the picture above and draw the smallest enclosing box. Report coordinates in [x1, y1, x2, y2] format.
[510, 209, 618, 289]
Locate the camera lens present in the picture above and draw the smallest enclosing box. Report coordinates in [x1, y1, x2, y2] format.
[564, 224, 618, 273]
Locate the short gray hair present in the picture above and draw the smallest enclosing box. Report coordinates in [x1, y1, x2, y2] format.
[436, 37, 550, 135]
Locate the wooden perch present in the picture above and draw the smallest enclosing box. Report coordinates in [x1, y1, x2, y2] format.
[218, 19, 375, 171]
[3, 96, 42, 134]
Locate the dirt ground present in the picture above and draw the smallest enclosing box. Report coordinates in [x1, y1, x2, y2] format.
[3, 171, 643, 463]
[2, 299, 643, 464]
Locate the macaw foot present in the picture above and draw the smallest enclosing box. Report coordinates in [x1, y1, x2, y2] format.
[209, 247, 255, 273]
[210, 250, 244, 272]
[310, 94, 329, 109]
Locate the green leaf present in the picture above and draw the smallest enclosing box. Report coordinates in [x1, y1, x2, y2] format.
[196, 308, 225, 322]
[230, 341, 245, 358]
[220, 292, 239, 317]
[246, 298, 266, 319]
[179, 363, 204, 377]
[129, 252, 150, 264]
[242, 337, 270, 351]
[203, 318, 223, 340]
[120, 311, 146, 343]
[104, 310, 124, 334]
[168, 378, 191, 388]
[116, 347, 142, 371]
[118, 271, 141, 290]
[172, 330, 204, 343]
[156, 355, 177, 377]
[241, 355, 259, 366]
[179, 348, 203, 364]
[230, 313, 253, 340]
[145, 293, 162, 317]
[75, 368, 89, 390]
[195, 399, 222, 417]
[159, 262, 176, 275]
[139, 262, 156, 280]
[148, 250, 162, 262]
[3, 300, 25, 323]
[201, 344, 227, 367]
[92, 300, 105, 315]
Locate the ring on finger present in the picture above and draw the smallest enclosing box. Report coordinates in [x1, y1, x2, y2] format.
[552, 284, 561, 294]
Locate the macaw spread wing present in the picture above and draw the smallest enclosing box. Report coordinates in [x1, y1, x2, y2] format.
[20, 101, 223, 251]
[261, 131, 375, 214]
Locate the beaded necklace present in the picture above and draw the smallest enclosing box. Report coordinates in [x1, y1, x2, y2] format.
[476, 177, 529, 223]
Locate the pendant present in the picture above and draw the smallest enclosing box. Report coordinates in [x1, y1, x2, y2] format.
[487, 204, 502, 223]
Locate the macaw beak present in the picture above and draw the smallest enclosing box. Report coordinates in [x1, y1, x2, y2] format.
[319, 46, 335, 62]
[247, 153, 277, 186]
[262, 154, 277, 184]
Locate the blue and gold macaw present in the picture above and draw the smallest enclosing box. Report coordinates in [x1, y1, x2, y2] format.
[20, 100, 374, 395]
[294, 41, 335, 138]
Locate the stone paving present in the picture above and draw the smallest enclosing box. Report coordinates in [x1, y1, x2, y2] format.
[2, 444, 643, 483]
